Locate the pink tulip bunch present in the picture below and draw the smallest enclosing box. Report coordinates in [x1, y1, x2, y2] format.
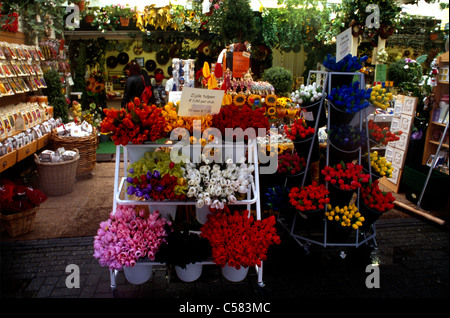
[93, 205, 171, 270]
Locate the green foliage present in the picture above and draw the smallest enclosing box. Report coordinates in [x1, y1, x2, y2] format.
[387, 58, 423, 86]
[262, 67, 294, 96]
[220, 0, 256, 44]
[43, 69, 69, 123]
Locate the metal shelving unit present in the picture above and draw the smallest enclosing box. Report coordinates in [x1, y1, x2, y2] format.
[278, 71, 378, 251]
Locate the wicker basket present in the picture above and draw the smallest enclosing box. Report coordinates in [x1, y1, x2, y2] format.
[0, 206, 39, 237]
[50, 129, 97, 176]
[34, 149, 80, 196]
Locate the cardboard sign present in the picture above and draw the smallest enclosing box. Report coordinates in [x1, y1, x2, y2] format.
[177, 87, 224, 117]
[336, 27, 352, 62]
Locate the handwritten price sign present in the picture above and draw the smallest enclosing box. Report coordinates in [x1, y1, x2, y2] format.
[178, 87, 224, 117]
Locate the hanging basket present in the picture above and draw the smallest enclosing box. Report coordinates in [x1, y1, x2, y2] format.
[50, 129, 97, 177]
[123, 264, 153, 285]
[284, 170, 305, 188]
[328, 101, 360, 126]
[175, 263, 203, 282]
[0, 206, 39, 237]
[34, 149, 80, 196]
[293, 136, 314, 159]
[300, 99, 327, 128]
[221, 264, 249, 282]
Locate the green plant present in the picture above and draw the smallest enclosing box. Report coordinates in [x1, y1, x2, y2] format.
[220, 0, 256, 45]
[262, 67, 293, 96]
[387, 58, 423, 87]
[110, 4, 135, 19]
[43, 69, 69, 123]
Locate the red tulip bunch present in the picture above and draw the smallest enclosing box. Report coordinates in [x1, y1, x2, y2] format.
[283, 117, 315, 141]
[100, 97, 166, 146]
[288, 181, 330, 212]
[212, 105, 269, 140]
[360, 179, 395, 212]
[0, 180, 47, 214]
[277, 152, 306, 175]
[321, 161, 370, 190]
[368, 119, 402, 145]
[200, 207, 280, 269]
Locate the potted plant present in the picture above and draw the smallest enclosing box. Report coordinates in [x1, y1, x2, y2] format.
[82, 6, 99, 24]
[93, 205, 171, 284]
[156, 229, 211, 282]
[110, 4, 135, 27]
[200, 207, 280, 282]
[0, 179, 47, 237]
[262, 66, 294, 96]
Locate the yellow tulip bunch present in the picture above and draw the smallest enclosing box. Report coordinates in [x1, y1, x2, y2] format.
[370, 151, 393, 178]
[325, 204, 365, 230]
[369, 85, 393, 110]
[161, 102, 213, 135]
[70, 101, 82, 122]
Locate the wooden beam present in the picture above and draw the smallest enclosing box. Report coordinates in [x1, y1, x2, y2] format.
[394, 200, 446, 226]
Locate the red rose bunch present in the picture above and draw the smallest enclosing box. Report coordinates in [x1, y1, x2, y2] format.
[368, 120, 402, 145]
[321, 161, 370, 190]
[283, 117, 315, 141]
[360, 179, 395, 212]
[200, 207, 280, 269]
[289, 181, 330, 212]
[277, 152, 306, 175]
[0, 180, 47, 214]
[212, 105, 269, 140]
[100, 97, 166, 145]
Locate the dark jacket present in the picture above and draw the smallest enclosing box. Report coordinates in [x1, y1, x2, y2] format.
[121, 74, 145, 107]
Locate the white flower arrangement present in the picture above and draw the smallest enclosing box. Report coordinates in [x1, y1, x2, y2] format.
[185, 154, 255, 209]
[290, 83, 324, 106]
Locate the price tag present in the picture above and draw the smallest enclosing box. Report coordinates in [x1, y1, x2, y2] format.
[177, 87, 224, 117]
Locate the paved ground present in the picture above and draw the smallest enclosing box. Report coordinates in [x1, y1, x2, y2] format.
[1, 217, 448, 306]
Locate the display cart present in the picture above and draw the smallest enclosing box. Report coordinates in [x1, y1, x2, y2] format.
[109, 139, 265, 289]
[277, 71, 378, 252]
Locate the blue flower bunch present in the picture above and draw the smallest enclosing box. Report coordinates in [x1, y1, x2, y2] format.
[264, 186, 290, 212]
[327, 124, 367, 151]
[323, 54, 369, 72]
[328, 81, 372, 113]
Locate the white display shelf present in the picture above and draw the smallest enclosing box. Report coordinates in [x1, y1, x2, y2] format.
[109, 139, 265, 289]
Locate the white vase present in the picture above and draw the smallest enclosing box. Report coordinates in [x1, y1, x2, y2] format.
[195, 205, 211, 224]
[123, 264, 153, 285]
[221, 264, 249, 282]
[151, 204, 177, 220]
[175, 263, 203, 282]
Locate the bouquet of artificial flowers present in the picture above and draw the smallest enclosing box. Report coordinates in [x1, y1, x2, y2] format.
[327, 81, 372, 113]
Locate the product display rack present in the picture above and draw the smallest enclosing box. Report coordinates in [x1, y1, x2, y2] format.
[109, 139, 265, 289]
[278, 71, 378, 251]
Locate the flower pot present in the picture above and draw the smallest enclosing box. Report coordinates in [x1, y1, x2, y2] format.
[300, 99, 327, 128]
[328, 142, 360, 166]
[297, 208, 324, 229]
[74, 1, 85, 11]
[175, 263, 203, 282]
[221, 264, 249, 282]
[123, 264, 153, 285]
[327, 183, 355, 207]
[430, 33, 438, 40]
[284, 170, 305, 188]
[85, 15, 94, 23]
[196, 205, 211, 224]
[293, 136, 314, 159]
[328, 101, 360, 126]
[150, 204, 177, 220]
[359, 202, 384, 231]
[329, 73, 354, 90]
[120, 17, 130, 27]
[326, 221, 353, 243]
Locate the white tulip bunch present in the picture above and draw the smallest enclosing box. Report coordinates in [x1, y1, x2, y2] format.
[185, 155, 255, 209]
[290, 83, 324, 106]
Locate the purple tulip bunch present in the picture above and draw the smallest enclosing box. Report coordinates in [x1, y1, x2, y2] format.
[93, 205, 171, 270]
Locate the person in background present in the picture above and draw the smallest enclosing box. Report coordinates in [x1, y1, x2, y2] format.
[122, 60, 149, 107]
[153, 73, 167, 107]
[165, 73, 175, 98]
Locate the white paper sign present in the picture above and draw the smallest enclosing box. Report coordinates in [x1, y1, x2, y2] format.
[336, 27, 352, 62]
[178, 87, 224, 117]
